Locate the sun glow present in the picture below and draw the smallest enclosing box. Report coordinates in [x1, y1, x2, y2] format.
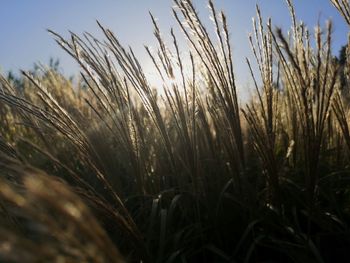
[144, 59, 193, 95]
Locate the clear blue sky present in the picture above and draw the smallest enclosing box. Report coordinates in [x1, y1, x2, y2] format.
[0, 0, 348, 91]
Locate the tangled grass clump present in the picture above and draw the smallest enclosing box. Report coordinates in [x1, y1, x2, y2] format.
[1, 0, 350, 262]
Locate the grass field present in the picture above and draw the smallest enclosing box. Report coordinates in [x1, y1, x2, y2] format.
[1, 0, 350, 262]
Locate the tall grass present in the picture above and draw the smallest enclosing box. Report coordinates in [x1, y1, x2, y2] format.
[0, 0, 350, 262]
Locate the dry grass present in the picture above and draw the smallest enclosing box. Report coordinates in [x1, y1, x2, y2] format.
[0, 0, 350, 262]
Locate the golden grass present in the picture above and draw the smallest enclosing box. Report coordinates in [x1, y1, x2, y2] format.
[0, 0, 350, 261]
